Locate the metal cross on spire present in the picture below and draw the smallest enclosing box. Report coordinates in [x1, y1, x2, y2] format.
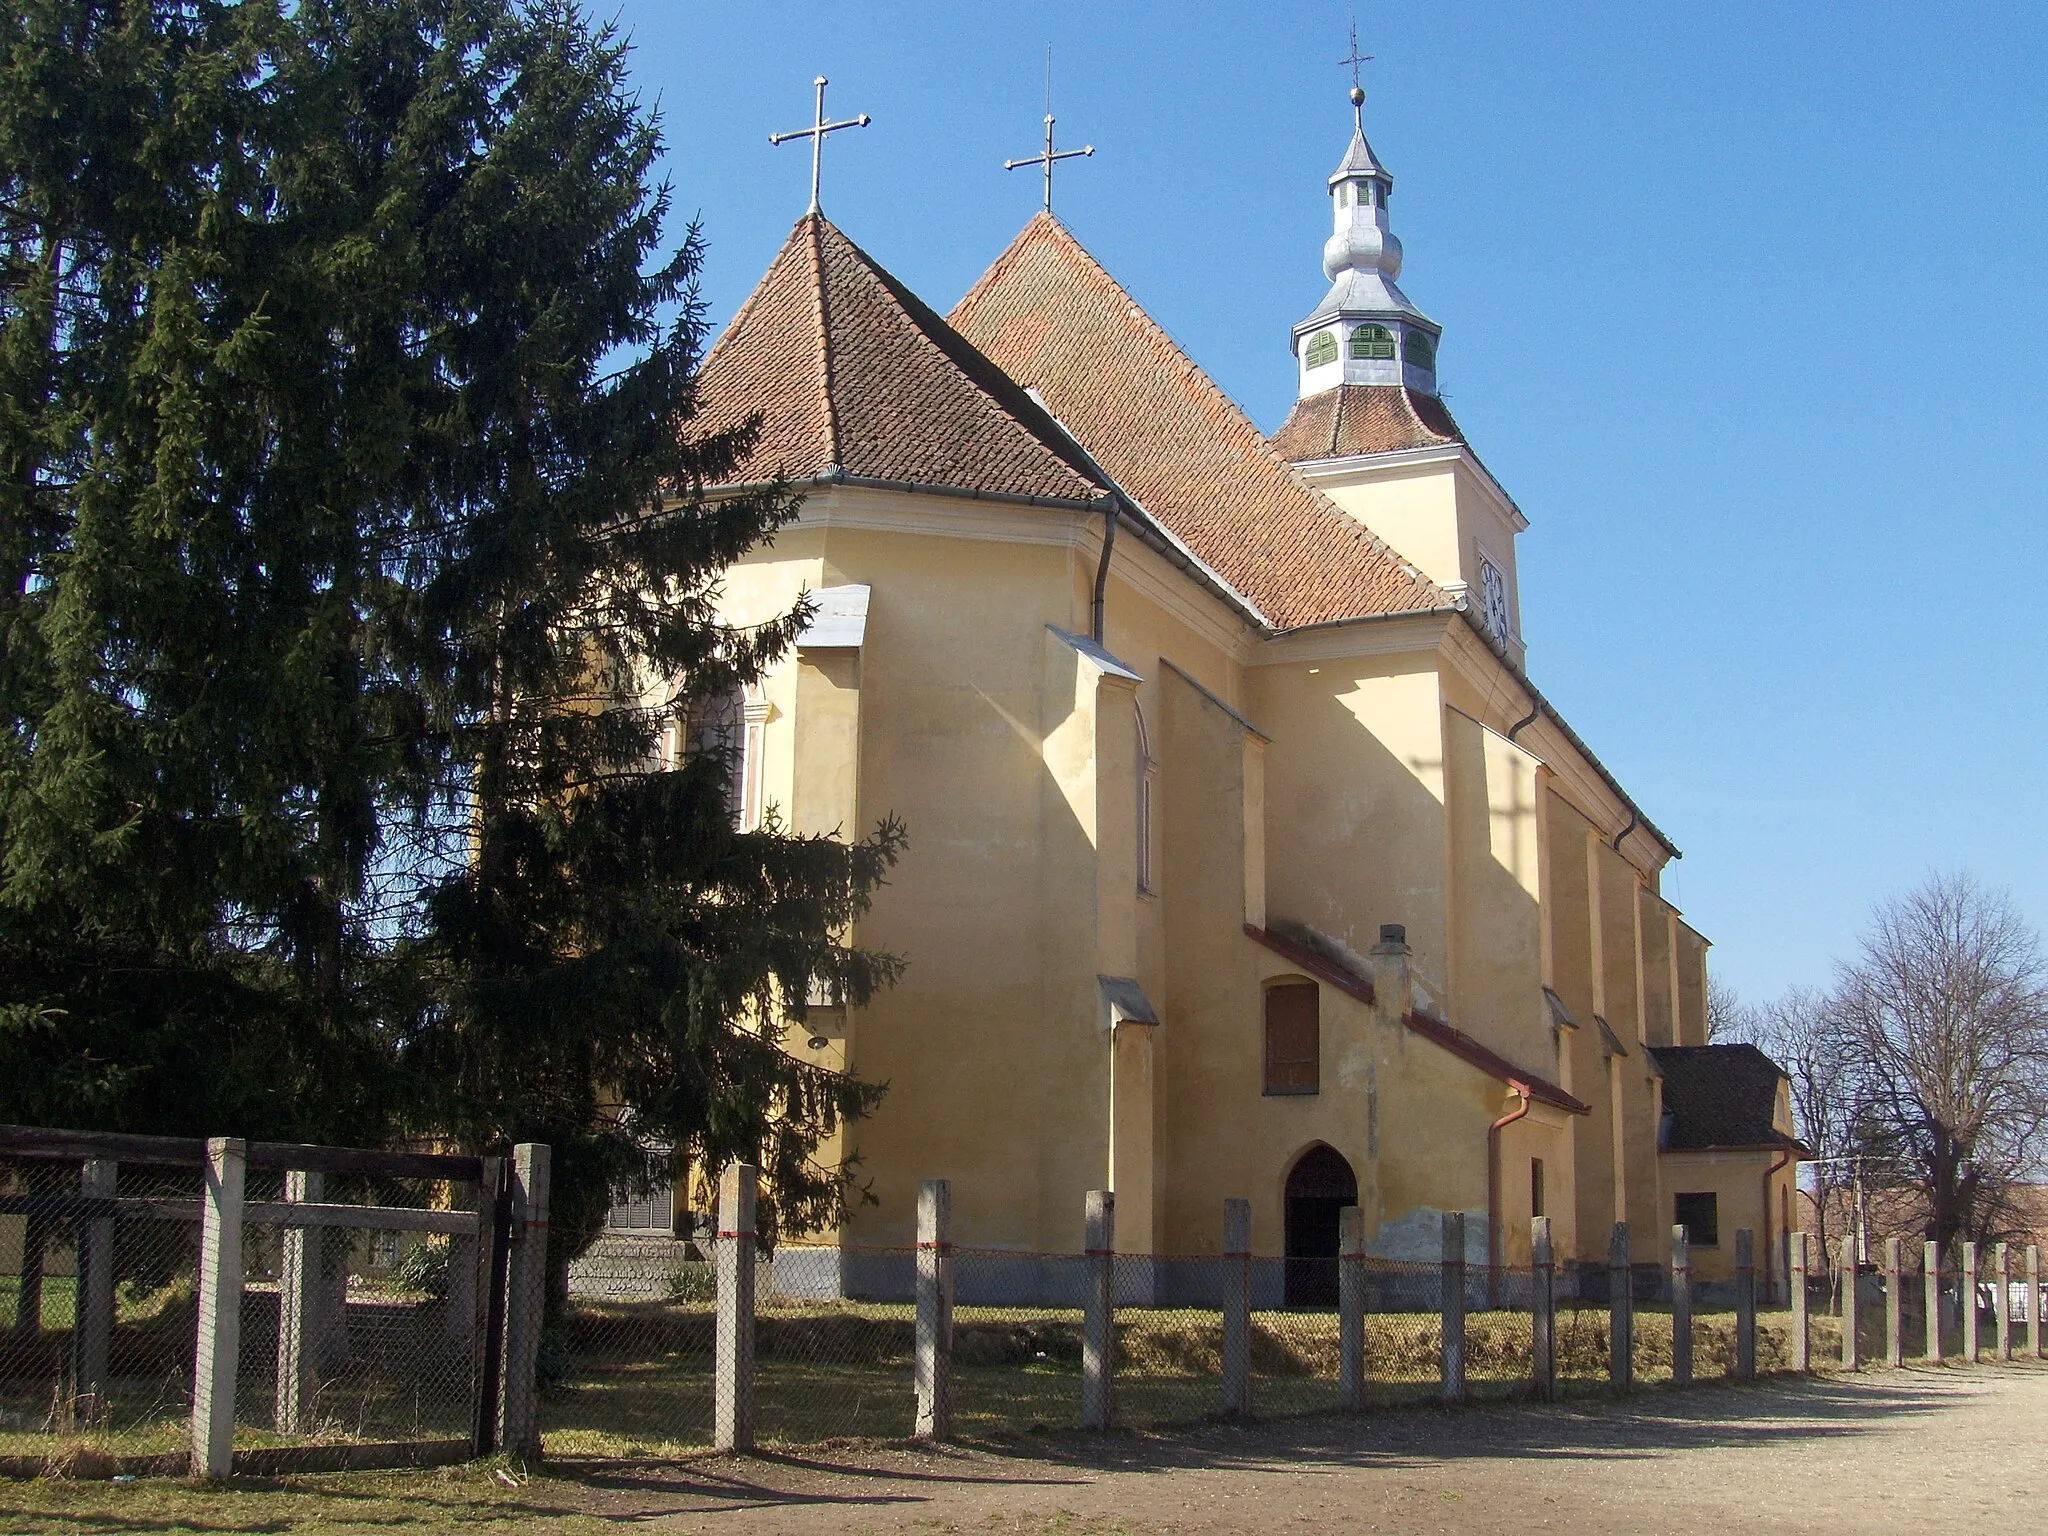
[770, 75, 871, 215]
[1340, 15, 1374, 127]
[1004, 47, 1093, 213]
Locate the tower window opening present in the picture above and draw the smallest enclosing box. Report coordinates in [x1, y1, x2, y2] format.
[1349, 324, 1395, 361]
[1404, 329, 1438, 371]
[1304, 329, 1339, 368]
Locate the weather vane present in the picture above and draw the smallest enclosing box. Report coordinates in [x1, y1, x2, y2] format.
[1004, 47, 1094, 214]
[770, 75, 871, 215]
[1340, 14, 1374, 124]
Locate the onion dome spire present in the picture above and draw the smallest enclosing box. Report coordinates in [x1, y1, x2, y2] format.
[1292, 85, 1441, 400]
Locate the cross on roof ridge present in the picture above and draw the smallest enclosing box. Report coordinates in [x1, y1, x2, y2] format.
[769, 74, 871, 215]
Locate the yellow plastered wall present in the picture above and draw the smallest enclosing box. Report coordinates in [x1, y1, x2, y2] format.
[1444, 708, 1548, 1072]
[1659, 1150, 1800, 1289]
[1675, 921, 1711, 1047]
[1638, 888, 1677, 1048]
[1253, 658, 1450, 995]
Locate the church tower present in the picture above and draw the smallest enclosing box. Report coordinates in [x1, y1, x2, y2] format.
[1272, 87, 1528, 667]
[1291, 86, 1441, 399]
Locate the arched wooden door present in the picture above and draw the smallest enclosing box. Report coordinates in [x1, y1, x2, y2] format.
[1284, 1145, 1358, 1308]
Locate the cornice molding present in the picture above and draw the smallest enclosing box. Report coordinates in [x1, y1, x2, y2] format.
[1250, 610, 1451, 666]
[1293, 444, 1530, 533]
[790, 483, 1089, 547]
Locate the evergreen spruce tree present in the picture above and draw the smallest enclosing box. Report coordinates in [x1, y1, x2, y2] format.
[1, 0, 902, 1272]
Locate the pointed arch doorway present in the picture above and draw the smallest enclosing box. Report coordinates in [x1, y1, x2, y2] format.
[1283, 1145, 1358, 1308]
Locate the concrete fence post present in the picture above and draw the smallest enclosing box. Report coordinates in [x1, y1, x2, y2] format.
[914, 1179, 953, 1439]
[276, 1169, 326, 1432]
[1531, 1215, 1557, 1403]
[191, 1136, 246, 1480]
[1995, 1243, 2012, 1361]
[1440, 1212, 1466, 1402]
[1220, 1198, 1252, 1417]
[1671, 1226, 1693, 1387]
[1339, 1206, 1367, 1410]
[1735, 1229, 1757, 1380]
[2029, 1245, 2042, 1360]
[714, 1162, 758, 1452]
[1608, 1222, 1632, 1392]
[444, 1173, 479, 1349]
[1883, 1237, 1903, 1368]
[1962, 1241, 1980, 1364]
[1924, 1240, 1944, 1364]
[1839, 1235, 1860, 1370]
[1082, 1190, 1115, 1431]
[499, 1143, 551, 1459]
[73, 1159, 116, 1414]
[1789, 1232, 1810, 1372]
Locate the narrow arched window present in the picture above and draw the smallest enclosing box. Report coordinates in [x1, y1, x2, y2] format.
[681, 685, 747, 828]
[1263, 980, 1320, 1095]
[1304, 329, 1339, 368]
[1349, 324, 1395, 360]
[1404, 329, 1437, 371]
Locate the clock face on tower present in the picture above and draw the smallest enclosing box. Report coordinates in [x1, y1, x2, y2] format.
[1480, 557, 1510, 642]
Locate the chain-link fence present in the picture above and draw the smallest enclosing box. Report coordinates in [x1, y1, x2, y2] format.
[1, 1163, 204, 1466]
[14, 1137, 2047, 1476]
[2, 1126, 530, 1477]
[230, 1172, 487, 1457]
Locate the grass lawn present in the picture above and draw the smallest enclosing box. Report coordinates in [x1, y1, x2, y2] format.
[1, 1276, 78, 1332]
[0, 1461, 622, 1535]
[2, 1292, 1835, 1467]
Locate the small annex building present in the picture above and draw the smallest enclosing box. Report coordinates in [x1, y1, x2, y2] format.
[628, 91, 1800, 1302]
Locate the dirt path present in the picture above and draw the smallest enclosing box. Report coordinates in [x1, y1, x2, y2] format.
[556, 1364, 2048, 1534]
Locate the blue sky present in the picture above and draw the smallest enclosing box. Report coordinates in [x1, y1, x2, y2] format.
[610, 2, 2048, 1005]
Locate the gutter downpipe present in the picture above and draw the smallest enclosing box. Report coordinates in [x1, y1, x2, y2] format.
[1091, 494, 1117, 643]
[1487, 1085, 1534, 1305]
[1507, 693, 1540, 743]
[1763, 1145, 1794, 1305]
[1608, 807, 1640, 854]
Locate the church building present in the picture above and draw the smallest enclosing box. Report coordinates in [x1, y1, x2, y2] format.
[664, 85, 1803, 1299]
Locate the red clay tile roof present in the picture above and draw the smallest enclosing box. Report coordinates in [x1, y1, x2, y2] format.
[1270, 384, 1466, 462]
[690, 214, 1108, 503]
[949, 214, 1447, 629]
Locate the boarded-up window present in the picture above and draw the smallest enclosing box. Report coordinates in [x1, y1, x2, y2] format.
[1264, 982, 1319, 1095]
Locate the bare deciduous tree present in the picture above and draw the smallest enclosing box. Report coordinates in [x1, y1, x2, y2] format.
[1706, 973, 1753, 1041]
[1832, 873, 2048, 1250]
[1735, 986, 1860, 1269]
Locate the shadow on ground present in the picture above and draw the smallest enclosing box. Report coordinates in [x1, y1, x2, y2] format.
[547, 1364, 2029, 1521]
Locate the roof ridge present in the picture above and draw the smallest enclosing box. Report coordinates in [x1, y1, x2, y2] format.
[973, 224, 1450, 614]
[818, 218, 1105, 497]
[808, 215, 842, 472]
